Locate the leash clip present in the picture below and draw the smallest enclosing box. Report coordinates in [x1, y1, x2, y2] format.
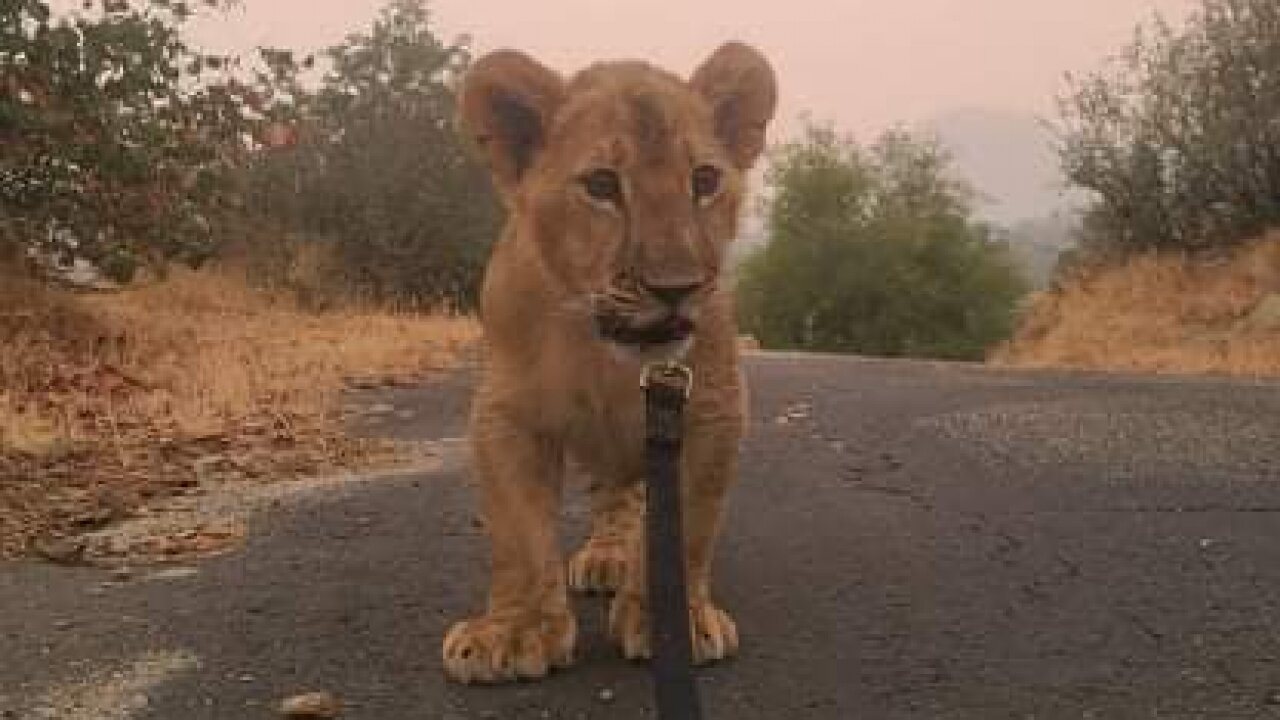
[640, 360, 694, 399]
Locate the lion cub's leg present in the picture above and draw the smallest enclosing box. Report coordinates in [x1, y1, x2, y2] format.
[608, 421, 741, 666]
[568, 480, 644, 594]
[442, 415, 575, 685]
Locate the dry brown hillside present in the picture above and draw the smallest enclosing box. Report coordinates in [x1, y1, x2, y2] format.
[996, 234, 1280, 377]
[0, 269, 476, 558]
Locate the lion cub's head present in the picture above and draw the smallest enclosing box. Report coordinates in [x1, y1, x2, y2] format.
[460, 43, 777, 359]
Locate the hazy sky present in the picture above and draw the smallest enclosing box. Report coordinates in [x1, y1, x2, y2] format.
[195, 0, 1197, 139]
[189, 1, 1200, 221]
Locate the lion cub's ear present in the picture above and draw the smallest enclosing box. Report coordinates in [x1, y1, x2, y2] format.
[459, 51, 565, 198]
[689, 43, 778, 170]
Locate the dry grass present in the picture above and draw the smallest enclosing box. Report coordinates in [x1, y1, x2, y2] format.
[995, 234, 1280, 377]
[0, 267, 478, 557]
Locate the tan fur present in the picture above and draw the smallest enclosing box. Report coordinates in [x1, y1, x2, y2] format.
[443, 43, 777, 684]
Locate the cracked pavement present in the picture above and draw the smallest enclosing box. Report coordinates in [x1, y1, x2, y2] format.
[3, 353, 1280, 719]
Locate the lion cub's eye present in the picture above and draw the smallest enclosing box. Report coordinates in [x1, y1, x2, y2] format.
[692, 164, 722, 203]
[582, 169, 623, 204]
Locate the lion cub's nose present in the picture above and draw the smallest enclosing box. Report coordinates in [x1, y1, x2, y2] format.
[641, 280, 703, 308]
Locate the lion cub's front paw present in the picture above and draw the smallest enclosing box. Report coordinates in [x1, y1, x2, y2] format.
[568, 539, 628, 594]
[608, 594, 739, 665]
[442, 612, 576, 685]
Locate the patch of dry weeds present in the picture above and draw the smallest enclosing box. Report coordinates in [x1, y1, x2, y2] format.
[995, 234, 1280, 378]
[0, 268, 477, 558]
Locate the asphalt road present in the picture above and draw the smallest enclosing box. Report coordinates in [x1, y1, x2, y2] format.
[4, 354, 1280, 720]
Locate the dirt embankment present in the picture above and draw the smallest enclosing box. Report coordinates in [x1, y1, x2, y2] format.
[996, 234, 1280, 378]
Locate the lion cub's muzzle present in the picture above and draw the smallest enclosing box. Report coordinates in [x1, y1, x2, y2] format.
[597, 312, 697, 347]
[593, 280, 704, 350]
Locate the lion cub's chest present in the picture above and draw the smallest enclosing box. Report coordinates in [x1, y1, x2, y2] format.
[554, 368, 647, 481]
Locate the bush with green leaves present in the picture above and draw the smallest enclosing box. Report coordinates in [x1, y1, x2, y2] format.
[246, 0, 501, 311]
[1059, 0, 1280, 256]
[1, 0, 257, 280]
[737, 126, 1027, 360]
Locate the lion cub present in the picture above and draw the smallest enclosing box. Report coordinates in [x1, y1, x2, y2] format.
[443, 43, 777, 684]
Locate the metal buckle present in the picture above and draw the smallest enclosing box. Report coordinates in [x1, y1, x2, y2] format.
[640, 360, 694, 399]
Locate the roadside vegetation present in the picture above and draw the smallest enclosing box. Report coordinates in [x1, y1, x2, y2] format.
[737, 126, 1026, 360]
[996, 234, 1280, 375]
[0, 269, 475, 557]
[736, 0, 1280, 377]
[1001, 0, 1280, 377]
[1, 0, 488, 557]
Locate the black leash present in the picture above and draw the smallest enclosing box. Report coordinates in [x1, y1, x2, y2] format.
[641, 361, 704, 720]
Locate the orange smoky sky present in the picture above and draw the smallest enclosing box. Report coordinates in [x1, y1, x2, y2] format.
[191, 0, 1197, 139]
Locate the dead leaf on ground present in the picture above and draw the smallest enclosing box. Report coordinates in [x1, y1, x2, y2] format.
[280, 691, 342, 718]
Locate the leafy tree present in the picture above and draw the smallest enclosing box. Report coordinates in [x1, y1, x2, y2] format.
[737, 125, 1027, 360]
[1059, 0, 1280, 256]
[1, 0, 258, 281]
[247, 0, 500, 310]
